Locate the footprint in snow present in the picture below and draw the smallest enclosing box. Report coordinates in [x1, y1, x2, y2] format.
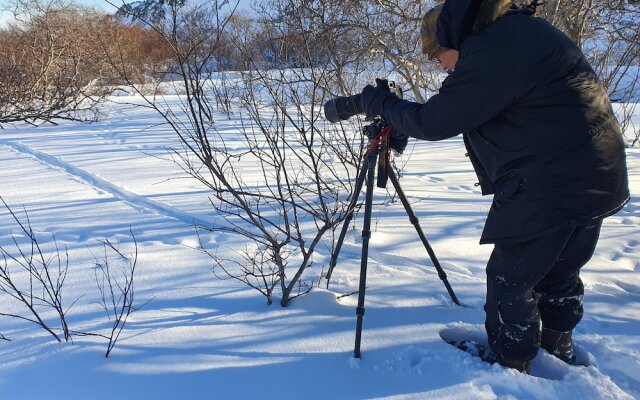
[617, 240, 640, 257]
[624, 239, 640, 250]
[423, 176, 445, 183]
[610, 252, 623, 262]
[614, 280, 640, 296]
[446, 184, 476, 193]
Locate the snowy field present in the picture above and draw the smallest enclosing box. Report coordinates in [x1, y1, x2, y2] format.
[0, 94, 638, 400]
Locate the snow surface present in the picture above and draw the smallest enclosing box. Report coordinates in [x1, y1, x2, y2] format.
[0, 94, 638, 400]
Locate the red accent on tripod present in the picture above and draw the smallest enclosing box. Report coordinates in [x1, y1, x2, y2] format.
[364, 124, 394, 188]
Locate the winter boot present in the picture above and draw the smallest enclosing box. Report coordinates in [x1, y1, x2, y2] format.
[541, 328, 575, 364]
[498, 358, 533, 374]
[444, 339, 532, 374]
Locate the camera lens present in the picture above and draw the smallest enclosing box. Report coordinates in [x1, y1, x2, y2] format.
[323, 94, 363, 123]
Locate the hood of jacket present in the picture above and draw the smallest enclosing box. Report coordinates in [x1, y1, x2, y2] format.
[436, 0, 514, 51]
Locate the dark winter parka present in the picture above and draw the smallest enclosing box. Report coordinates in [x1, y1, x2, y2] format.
[361, 0, 630, 244]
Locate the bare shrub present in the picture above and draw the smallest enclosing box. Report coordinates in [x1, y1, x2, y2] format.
[0, 0, 111, 125]
[0, 0, 174, 126]
[0, 197, 75, 342]
[113, 0, 366, 306]
[92, 229, 145, 357]
[0, 197, 143, 356]
[96, 16, 173, 86]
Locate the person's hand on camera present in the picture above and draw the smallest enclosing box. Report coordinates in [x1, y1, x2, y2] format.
[390, 130, 409, 155]
[360, 79, 402, 118]
[374, 78, 392, 92]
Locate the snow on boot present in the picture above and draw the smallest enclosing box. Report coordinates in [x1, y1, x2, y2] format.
[453, 339, 496, 363]
[442, 338, 533, 374]
[541, 328, 575, 365]
[498, 358, 533, 374]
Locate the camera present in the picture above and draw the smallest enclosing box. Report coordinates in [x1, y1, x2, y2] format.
[323, 94, 364, 124]
[323, 80, 408, 155]
[323, 80, 402, 123]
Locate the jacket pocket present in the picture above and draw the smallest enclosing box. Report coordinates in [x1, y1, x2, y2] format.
[464, 132, 495, 195]
[496, 173, 523, 199]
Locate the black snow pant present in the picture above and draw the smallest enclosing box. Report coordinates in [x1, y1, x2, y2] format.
[484, 221, 602, 362]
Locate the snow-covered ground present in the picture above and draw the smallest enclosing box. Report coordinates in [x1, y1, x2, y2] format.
[0, 95, 638, 399]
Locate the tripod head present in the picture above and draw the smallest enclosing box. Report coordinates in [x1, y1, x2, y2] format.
[361, 116, 395, 189]
[362, 116, 386, 140]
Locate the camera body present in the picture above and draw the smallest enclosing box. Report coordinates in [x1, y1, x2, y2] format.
[323, 80, 402, 124]
[323, 80, 408, 154]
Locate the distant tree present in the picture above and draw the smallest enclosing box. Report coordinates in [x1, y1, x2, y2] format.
[0, 0, 111, 126]
[97, 16, 173, 85]
[255, 0, 443, 102]
[255, 0, 374, 96]
[0, 0, 176, 127]
[534, 0, 639, 99]
[115, 0, 187, 25]
[348, 0, 435, 103]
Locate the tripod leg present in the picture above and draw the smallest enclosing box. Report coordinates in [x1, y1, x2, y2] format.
[354, 152, 378, 358]
[325, 160, 370, 286]
[388, 168, 461, 306]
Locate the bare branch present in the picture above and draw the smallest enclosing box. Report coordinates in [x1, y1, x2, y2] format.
[0, 196, 73, 342]
[93, 227, 145, 357]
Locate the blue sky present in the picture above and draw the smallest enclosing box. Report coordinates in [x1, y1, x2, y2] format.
[0, 0, 254, 26]
[76, 0, 254, 12]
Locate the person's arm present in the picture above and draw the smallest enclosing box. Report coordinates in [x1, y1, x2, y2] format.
[361, 40, 519, 140]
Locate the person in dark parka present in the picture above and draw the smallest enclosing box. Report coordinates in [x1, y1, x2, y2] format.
[358, 0, 630, 372]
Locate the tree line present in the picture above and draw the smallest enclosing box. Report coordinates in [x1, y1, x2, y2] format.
[1, 0, 638, 126]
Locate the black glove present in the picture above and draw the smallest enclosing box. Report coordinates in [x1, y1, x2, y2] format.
[390, 130, 409, 154]
[374, 78, 392, 93]
[360, 79, 401, 117]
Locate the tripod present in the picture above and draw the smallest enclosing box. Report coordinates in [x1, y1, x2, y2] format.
[325, 122, 460, 358]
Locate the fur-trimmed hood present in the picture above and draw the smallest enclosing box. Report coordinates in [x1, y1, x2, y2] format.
[473, 0, 514, 32]
[436, 0, 515, 51]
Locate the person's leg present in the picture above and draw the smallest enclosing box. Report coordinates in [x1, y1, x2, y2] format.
[485, 226, 575, 368]
[535, 221, 602, 331]
[535, 221, 602, 363]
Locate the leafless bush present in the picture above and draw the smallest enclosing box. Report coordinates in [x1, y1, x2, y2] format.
[0, 197, 75, 342]
[198, 235, 281, 302]
[199, 67, 365, 305]
[0, 197, 143, 355]
[113, 0, 366, 306]
[0, 0, 111, 126]
[0, 0, 174, 127]
[92, 229, 145, 358]
[96, 17, 173, 86]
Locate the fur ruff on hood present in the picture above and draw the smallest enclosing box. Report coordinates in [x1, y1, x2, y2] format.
[472, 0, 514, 33]
[433, 0, 516, 51]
